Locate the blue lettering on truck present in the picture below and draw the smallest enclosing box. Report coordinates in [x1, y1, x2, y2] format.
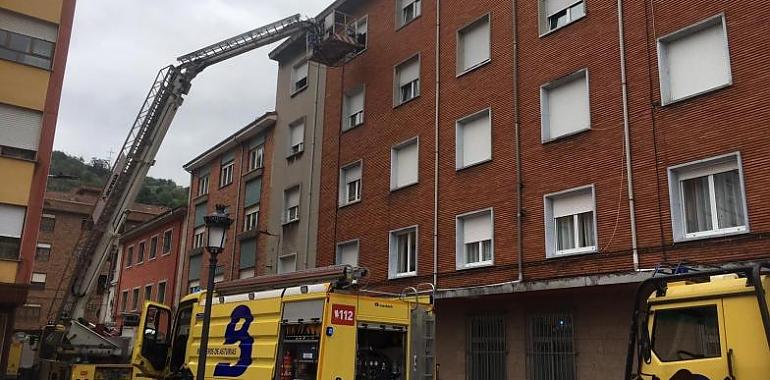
[213, 305, 254, 377]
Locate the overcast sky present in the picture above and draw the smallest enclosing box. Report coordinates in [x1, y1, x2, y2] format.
[56, 0, 329, 185]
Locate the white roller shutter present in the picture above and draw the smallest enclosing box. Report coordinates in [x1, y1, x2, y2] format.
[462, 212, 492, 244]
[349, 89, 364, 115]
[0, 204, 26, 238]
[458, 111, 491, 168]
[459, 17, 490, 72]
[398, 58, 420, 87]
[552, 188, 593, 218]
[344, 163, 361, 183]
[664, 19, 731, 102]
[286, 188, 300, 208]
[289, 123, 305, 146]
[0, 104, 42, 151]
[393, 141, 418, 188]
[544, 0, 575, 16]
[294, 62, 308, 80]
[337, 242, 359, 266]
[0, 8, 58, 42]
[544, 71, 590, 140]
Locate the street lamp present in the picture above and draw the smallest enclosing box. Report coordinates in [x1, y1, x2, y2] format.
[196, 204, 232, 380]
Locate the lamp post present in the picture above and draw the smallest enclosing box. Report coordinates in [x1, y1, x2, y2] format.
[196, 204, 232, 380]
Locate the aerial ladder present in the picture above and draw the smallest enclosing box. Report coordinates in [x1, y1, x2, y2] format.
[39, 9, 365, 367]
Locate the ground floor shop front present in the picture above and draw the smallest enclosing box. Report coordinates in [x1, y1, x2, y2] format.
[434, 283, 636, 380]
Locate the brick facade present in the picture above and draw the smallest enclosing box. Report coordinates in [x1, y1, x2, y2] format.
[181, 114, 277, 294]
[112, 208, 185, 328]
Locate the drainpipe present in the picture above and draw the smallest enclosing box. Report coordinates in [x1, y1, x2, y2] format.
[305, 60, 322, 270]
[173, 185, 192, 306]
[617, 0, 641, 271]
[432, 0, 441, 289]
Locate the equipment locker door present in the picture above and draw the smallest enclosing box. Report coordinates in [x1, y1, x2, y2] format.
[132, 302, 172, 378]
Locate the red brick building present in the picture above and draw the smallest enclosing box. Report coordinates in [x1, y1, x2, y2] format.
[315, 0, 770, 378]
[111, 207, 185, 328]
[181, 113, 277, 294]
[14, 188, 162, 333]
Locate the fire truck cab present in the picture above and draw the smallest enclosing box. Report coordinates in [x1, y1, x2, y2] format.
[131, 266, 435, 380]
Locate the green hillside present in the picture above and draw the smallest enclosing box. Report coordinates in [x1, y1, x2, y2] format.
[48, 151, 188, 208]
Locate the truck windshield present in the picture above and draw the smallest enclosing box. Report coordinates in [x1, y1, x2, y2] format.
[170, 301, 194, 372]
[651, 305, 721, 362]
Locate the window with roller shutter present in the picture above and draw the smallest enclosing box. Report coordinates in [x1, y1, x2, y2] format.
[391, 138, 419, 190]
[541, 69, 591, 142]
[456, 209, 494, 269]
[544, 185, 597, 258]
[0, 204, 25, 260]
[456, 109, 492, 169]
[457, 15, 491, 75]
[394, 55, 420, 105]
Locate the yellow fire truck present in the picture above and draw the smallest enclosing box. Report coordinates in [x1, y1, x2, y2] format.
[626, 263, 770, 380]
[76, 266, 434, 380]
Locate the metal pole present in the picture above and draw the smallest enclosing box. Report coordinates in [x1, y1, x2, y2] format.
[196, 251, 219, 380]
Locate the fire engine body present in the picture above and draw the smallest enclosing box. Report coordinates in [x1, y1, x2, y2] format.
[627, 264, 770, 380]
[128, 267, 434, 380]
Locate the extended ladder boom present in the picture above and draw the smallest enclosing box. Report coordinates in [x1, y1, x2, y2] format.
[56, 13, 315, 324]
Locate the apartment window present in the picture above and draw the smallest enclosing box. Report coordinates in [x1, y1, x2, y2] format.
[35, 243, 51, 262]
[125, 246, 134, 267]
[456, 109, 492, 169]
[398, 0, 421, 27]
[389, 226, 417, 278]
[355, 16, 368, 48]
[541, 69, 590, 142]
[544, 186, 596, 258]
[144, 285, 153, 304]
[121, 290, 128, 312]
[0, 204, 25, 260]
[288, 121, 305, 157]
[30, 272, 46, 289]
[467, 314, 506, 380]
[149, 236, 158, 259]
[456, 209, 494, 269]
[137, 241, 145, 263]
[162, 229, 173, 254]
[668, 153, 747, 242]
[18, 304, 41, 320]
[527, 313, 577, 380]
[40, 214, 55, 232]
[187, 280, 200, 294]
[0, 28, 55, 70]
[284, 186, 301, 224]
[244, 177, 262, 210]
[132, 288, 140, 311]
[189, 253, 202, 287]
[244, 205, 260, 232]
[248, 144, 264, 171]
[194, 202, 207, 227]
[157, 281, 167, 304]
[457, 15, 491, 74]
[391, 138, 419, 190]
[540, 0, 585, 34]
[395, 55, 420, 105]
[339, 161, 362, 206]
[240, 238, 256, 272]
[193, 226, 206, 249]
[197, 174, 209, 196]
[278, 254, 297, 274]
[343, 86, 365, 131]
[292, 61, 309, 93]
[658, 15, 731, 105]
[336, 240, 359, 266]
[220, 159, 234, 187]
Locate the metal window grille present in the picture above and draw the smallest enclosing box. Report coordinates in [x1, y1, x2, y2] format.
[466, 314, 506, 380]
[526, 313, 577, 380]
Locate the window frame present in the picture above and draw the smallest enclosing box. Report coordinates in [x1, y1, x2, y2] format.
[393, 54, 421, 106]
[125, 245, 134, 267]
[220, 160, 234, 188]
[396, 0, 422, 29]
[0, 27, 56, 70]
[121, 290, 129, 312]
[355, 16, 369, 51]
[244, 205, 260, 232]
[162, 229, 173, 255]
[284, 185, 301, 224]
[343, 85, 366, 131]
[35, 243, 51, 261]
[390, 137, 420, 191]
[30, 272, 46, 288]
[543, 184, 598, 258]
[667, 152, 749, 242]
[291, 60, 309, 95]
[131, 287, 140, 311]
[144, 284, 153, 305]
[248, 144, 265, 171]
[538, 0, 587, 37]
[657, 14, 732, 106]
[40, 214, 56, 232]
[197, 174, 209, 196]
[278, 253, 298, 274]
[456, 13, 492, 77]
[336, 239, 360, 266]
[389, 225, 419, 279]
[339, 160, 363, 207]
[149, 235, 158, 260]
[456, 108, 493, 170]
[193, 226, 206, 249]
[287, 119, 306, 158]
[540, 68, 591, 143]
[157, 281, 167, 304]
[526, 312, 578, 380]
[137, 240, 146, 264]
[456, 208, 495, 270]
